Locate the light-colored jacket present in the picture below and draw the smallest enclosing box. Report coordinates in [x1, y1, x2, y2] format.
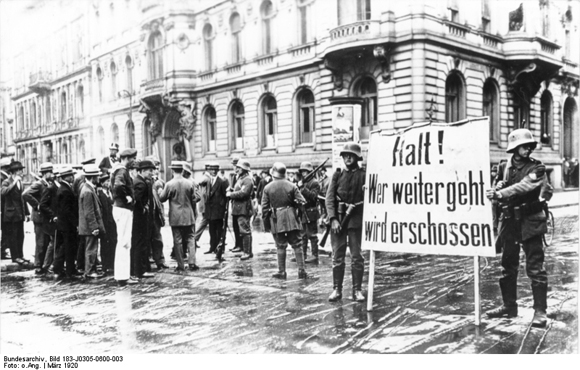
[159, 174, 200, 227]
[78, 181, 105, 236]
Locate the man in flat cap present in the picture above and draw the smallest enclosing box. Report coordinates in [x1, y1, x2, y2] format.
[1, 161, 31, 266]
[111, 148, 138, 286]
[131, 159, 156, 279]
[23, 162, 54, 274]
[78, 164, 105, 279]
[99, 143, 120, 174]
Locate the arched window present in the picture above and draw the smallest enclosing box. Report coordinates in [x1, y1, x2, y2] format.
[97, 126, 105, 156]
[125, 55, 133, 93]
[540, 91, 553, 146]
[31, 101, 37, 128]
[562, 97, 578, 163]
[297, 0, 313, 44]
[230, 101, 245, 150]
[445, 72, 465, 123]
[110, 122, 119, 145]
[60, 91, 67, 121]
[77, 84, 84, 116]
[97, 67, 103, 103]
[355, 76, 377, 140]
[260, 95, 277, 148]
[483, 79, 499, 143]
[203, 24, 214, 70]
[513, 92, 530, 130]
[125, 120, 135, 148]
[110, 61, 117, 99]
[230, 13, 242, 64]
[204, 106, 217, 153]
[261, 0, 274, 55]
[148, 31, 164, 79]
[297, 89, 315, 144]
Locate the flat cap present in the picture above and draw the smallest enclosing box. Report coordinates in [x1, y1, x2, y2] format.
[119, 148, 138, 158]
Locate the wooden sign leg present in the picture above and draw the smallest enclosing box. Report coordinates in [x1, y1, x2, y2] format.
[367, 250, 376, 311]
[474, 256, 481, 326]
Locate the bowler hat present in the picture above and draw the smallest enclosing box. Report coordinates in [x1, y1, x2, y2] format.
[9, 161, 25, 171]
[138, 160, 156, 171]
[119, 148, 138, 158]
[39, 162, 54, 173]
[83, 164, 100, 177]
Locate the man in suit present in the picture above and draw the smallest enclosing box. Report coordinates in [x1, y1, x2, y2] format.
[159, 161, 200, 271]
[203, 161, 229, 255]
[39, 167, 62, 273]
[23, 162, 54, 274]
[1, 157, 12, 260]
[1, 161, 31, 266]
[131, 160, 156, 279]
[96, 173, 116, 275]
[111, 148, 138, 286]
[229, 156, 243, 253]
[227, 159, 254, 260]
[195, 166, 212, 252]
[53, 166, 79, 279]
[99, 143, 120, 174]
[78, 164, 105, 279]
[147, 157, 168, 270]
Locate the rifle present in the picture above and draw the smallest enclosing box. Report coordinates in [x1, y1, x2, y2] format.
[318, 201, 364, 249]
[215, 200, 229, 262]
[299, 158, 329, 187]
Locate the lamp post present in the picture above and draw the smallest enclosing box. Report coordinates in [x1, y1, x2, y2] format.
[118, 90, 135, 123]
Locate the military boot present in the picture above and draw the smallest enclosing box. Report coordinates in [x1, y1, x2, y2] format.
[328, 265, 345, 302]
[531, 283, 548, 328]
[486, 305, 518, 318]
[272, 248, 287, 279]
[352, 266, 365, 302]
[305, 240, 319, 264]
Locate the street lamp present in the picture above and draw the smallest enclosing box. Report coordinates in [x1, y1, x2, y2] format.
[118, 90, 136, 123]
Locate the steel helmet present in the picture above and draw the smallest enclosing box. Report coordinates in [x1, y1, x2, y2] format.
[270, 162, 287, 179]
[506, 129, 537, 153]
[299, 161, 313, 172]
[236, 159, 251, 171]
[340, 142, 363, 160]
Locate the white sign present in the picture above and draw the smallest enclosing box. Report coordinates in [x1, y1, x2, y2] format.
[331, 105, 360, 171]
[362, 118, 495, 257]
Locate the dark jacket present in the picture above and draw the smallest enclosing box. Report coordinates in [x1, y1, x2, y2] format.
[229, 173, 254, 216]
[99, 155, 119, 173]
[22, 178, 50, 224]
[262, 178, 306, 234]
[78, 181, 105, 236]
[39, 180, 60, 234]
[326, 166, 366, 229]
[55, 180, 78, 232]
[152, 177, 165, 227]
[496, 156, 547, 242]
[133, 174, 153, 228]
[1, 177, 29, 223]
[205, 176, 229, 220]
[111, 164, 134, 211]
[97, 187, 115, 234]
[300, 177, 320, 223]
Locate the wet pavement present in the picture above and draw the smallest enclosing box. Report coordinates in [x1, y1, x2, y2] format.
[1, 206, 577, 354]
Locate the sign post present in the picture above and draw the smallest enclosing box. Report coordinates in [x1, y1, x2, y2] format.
[362, 118, 495, 324]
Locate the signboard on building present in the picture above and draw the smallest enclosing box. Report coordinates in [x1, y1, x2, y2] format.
[330, 104, 361, 171]
[361, 117, 495, 257]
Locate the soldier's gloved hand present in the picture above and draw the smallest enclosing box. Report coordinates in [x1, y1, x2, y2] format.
[495, 180, 506, 190]
[331, 219, 341, 233]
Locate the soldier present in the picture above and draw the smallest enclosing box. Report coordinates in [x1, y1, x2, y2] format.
[262, 162, 311, 279]
[226, 158, 254, 260]
[485, 129, 550, 328]
[22, 162, 54, 274]
[111, 148, 138, 286]
[326, 142, 366, 302]
[1, 161, 31, 266]
[297, 162, 321, 264]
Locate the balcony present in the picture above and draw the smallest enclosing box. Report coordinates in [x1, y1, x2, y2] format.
[329, 20, 381, 45]
[28, 71, 52, 95]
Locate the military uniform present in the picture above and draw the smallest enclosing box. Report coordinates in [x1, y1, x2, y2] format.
[298, 162, 321, 263]
[262, 162, 310, 279]
[229, 160, 254, 260]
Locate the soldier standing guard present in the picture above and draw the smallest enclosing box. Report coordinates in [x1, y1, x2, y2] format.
[227, 159, 254, 260]
[297, 162, 321, 264]
[326, 142, 366, 302]
[485, 129, 550, 328]
[262, 162, 312, 279]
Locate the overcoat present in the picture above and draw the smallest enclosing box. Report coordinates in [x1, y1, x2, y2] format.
[39, 180, 60, 234]
[229, 173, 253, 216]
[300, 177, 320, 222]
[22, 178, 50, 224]
[78, 181, 105, 236]
[326, 166, 366, 229]
[205, 176, 229, 220]
[159, 176, 200, 226]
[1, 177, 29, 222]
[55, 181, 78, 232]
[262, 178, 306, 234]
